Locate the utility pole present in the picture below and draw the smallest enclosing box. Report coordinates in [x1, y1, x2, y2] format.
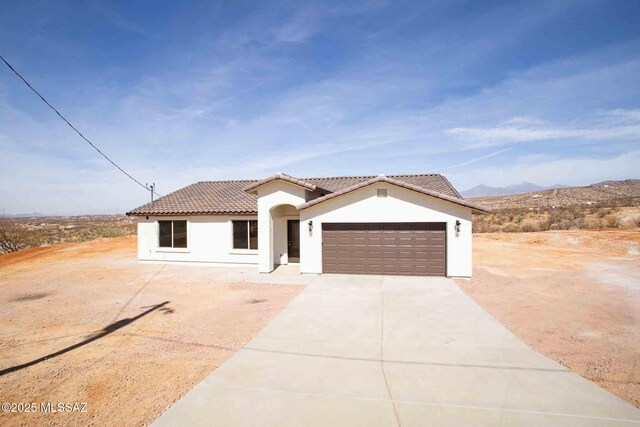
[147, 183, 156, 205]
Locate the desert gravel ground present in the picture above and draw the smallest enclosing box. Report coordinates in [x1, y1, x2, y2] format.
[459, 228, 640, 408]
[2, 230, 638, 426]
[0, 237, 303, 426]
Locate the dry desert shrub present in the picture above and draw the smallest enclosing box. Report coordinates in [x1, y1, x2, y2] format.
[602, 214, 620, 228]
[519, 220, 542, 232]
[597, 207, 613, 218]
[502, 223, 520, 233]
[584, 218, 604, 229]
[0, 219, 34, 253]
[471, 205, 628, 233]
[472, 221, 491, 233]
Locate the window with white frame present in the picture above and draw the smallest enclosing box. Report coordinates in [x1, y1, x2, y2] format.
[232, 220, 258, 249]
[158, 220, 187, 248]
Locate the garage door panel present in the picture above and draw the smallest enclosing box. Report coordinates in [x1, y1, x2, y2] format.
[367, 236, 383, 245]
[347, 264, 367, 273]
[337, 250, 353, 259]
[397, 265, 417, 274]
[351, 249, 367, 259]
[366, 247, 383, 255]
[323, 252, 338, 260]
[322, 222, 446, 276]
[382, 263, 399, 272]
[368, 264, 383, 274]
[323, 263, 338, 272]
[397, 250, 416, 259]
[397, 237, 413, 246]
[324, 236, 338, 246]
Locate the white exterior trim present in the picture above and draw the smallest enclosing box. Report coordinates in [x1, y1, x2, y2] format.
[299, 182, 473, 277]
[134, 179, 475, 277]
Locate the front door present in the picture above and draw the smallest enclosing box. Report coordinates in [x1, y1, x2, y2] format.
[287, 220, 300, 262]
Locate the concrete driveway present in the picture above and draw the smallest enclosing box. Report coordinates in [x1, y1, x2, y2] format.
[154, 275, 640, 426]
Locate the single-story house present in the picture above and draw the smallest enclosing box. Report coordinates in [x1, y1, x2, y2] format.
[126, 173, 489, 277]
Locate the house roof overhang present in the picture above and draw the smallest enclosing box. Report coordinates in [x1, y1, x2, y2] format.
[243, 172, 330, 194]
[296, 174, 491, 213]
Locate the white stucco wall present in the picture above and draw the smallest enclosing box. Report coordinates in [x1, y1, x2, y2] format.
[136, 215, 258, 265]
[255, 181, 306, 272]
[299, 183, 473, 277]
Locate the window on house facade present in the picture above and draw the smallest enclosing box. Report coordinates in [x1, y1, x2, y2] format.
[233, 220, 258, 249]
[158, 220, 187, 248]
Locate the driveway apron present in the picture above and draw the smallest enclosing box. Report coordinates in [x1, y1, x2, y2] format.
[154, 275, 640, 427]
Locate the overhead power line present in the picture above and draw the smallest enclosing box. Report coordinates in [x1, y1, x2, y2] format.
[0, 54, 161, 198]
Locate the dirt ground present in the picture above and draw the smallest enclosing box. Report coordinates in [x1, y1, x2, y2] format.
[459, 228, 640, 407]
[0, 237, 303, 426]
[2, 231, 639, 425]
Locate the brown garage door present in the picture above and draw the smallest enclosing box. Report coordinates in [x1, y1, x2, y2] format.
[322, 222, 446, 276]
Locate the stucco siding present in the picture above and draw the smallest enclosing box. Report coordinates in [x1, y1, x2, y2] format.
[255, 181, 306, 272]
[136, 215, 258, 265]
[299, 183, 473, 277]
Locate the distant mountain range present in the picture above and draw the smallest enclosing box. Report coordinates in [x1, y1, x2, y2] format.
[461, 182, 569, 198]
[466, 179, 640, 210]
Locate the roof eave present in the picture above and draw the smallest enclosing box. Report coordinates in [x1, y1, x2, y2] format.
[297, 175, 490, 213]
[243, 173, 318, 194]
[125, 210, 258, 216]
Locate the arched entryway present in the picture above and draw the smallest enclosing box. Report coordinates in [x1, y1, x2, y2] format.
[269, 204, 300, 268]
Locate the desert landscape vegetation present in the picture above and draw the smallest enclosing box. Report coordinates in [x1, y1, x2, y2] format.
[0, 215, 134, 254]
[1, 179, 639, 425]
[471, 179, 640, 233]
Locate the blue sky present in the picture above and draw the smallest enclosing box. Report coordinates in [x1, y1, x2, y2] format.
[1, 0, 639, 214]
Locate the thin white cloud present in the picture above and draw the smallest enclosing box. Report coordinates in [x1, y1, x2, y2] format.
[445, 147, 513, 170]
[273, 5, 322, 43]
[446, 110, 640, 147]
[597, 108, 640, 121]
[92, 1, 148, 36]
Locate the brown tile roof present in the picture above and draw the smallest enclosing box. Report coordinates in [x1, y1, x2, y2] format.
[126, 173, 482, 216]
[243, 173, 330, 193]
[297, 175, 490, 213]
[127, 180, 257, 216]
[305, 174, 463, 198]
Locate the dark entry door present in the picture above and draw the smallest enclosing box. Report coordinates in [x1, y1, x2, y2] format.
[321, 222, 446, 276]
[287, 220, 300, 261]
